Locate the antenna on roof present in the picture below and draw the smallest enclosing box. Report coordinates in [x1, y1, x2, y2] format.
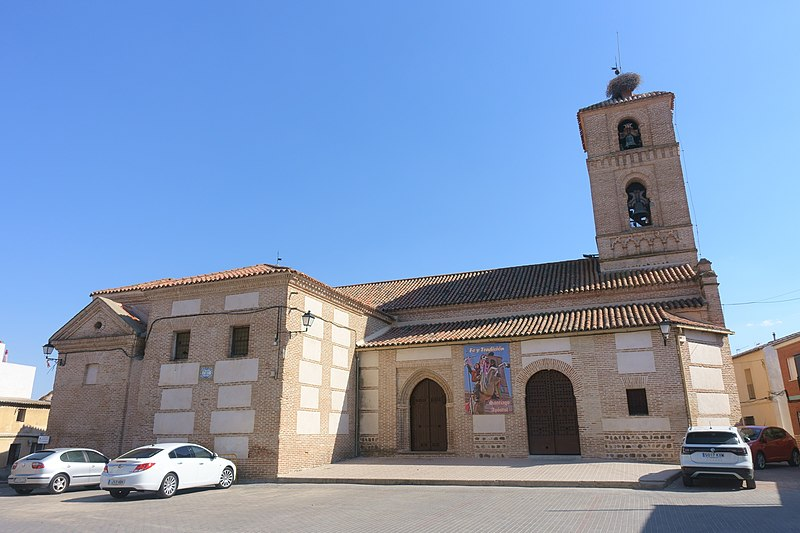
[611, 32, 622, 75]
[276, 251, 282, 265]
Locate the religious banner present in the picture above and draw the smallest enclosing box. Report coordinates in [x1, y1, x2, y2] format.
[463, 343, 512, 414]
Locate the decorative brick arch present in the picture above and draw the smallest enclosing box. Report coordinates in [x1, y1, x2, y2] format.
[517, 358, 582, 398]
[397, 369, 454, 453]
[399, 369, 453, 405]
[518, 357, 586, 456]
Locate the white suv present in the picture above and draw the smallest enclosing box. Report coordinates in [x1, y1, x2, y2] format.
[680, 426, 755, 489]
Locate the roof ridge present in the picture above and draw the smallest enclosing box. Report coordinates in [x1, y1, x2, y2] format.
[91, 263, 290, 296]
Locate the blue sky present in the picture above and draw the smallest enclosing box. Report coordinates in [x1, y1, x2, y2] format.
[2, 2, 799, 399]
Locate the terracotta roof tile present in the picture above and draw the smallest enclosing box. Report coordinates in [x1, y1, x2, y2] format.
[361, 298, 712, 348]
[336, 257, 696, 312]
[91, 264, 293, 296]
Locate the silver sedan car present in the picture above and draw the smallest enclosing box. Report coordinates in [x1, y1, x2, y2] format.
[8, 448, 110, 495]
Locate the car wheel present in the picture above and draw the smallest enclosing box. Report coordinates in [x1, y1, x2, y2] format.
[109, 489, 130, 499]
[48, 473, 70, 494]
[682, 475, 694, 487]
[217, 466, 234, 489]
[14, 488, 34, 495]
[789, 448, 800, 467]
[745, 478, 756, 490]
[156, 472, 178, 499]
[755, 452, 767, 470]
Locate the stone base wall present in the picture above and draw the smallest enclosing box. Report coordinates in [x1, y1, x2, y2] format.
[474, 435, 508, 458]
[603, 432, 678, 462]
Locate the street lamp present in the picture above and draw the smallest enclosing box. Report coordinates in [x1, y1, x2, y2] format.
[301, 311, 315, 330]
[43, 343, 64, 366]
[658, 318, 672, 346]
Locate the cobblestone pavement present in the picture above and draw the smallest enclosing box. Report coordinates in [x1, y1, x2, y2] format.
[1, 465, 798, 533]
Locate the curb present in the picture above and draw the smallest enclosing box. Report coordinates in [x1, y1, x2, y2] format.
[273, 472, 681, 490]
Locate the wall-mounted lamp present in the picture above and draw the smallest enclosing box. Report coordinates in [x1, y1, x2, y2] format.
[43, 343, 64, 367]
[274, 310, 316, 345]
[658, 318, 672, 346]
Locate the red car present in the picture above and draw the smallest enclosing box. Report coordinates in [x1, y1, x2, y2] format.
[740, 426, 800, 469]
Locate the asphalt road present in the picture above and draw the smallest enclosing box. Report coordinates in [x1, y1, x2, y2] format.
[1, 465, 799, 533]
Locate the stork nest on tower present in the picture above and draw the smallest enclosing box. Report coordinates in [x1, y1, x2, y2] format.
[607, 72, 641, 99]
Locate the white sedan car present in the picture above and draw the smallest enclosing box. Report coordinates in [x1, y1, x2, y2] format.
[100, 443, 236, 499]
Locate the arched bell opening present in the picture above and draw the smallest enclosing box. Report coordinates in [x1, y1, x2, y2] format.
[618, 119, 643, 150]
[626, 181, 652, 228]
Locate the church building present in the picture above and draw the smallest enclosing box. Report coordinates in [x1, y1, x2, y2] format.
[46, 75, 740, 479]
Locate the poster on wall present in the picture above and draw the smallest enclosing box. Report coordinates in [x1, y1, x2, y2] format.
[463, 343, 512, 415]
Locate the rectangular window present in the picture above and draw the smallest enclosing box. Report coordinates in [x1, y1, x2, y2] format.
[743, 416, 755, 426]
[85, 364, 99, 385]
[789, 356, 799, 381]
[174, 331, 191, 360]
[791, 355, 800, 381]
[626, 388, 649, 416]
[230, 326, 250, 357]
[744, 368, 756, 400]
[16, 408, 26, 423]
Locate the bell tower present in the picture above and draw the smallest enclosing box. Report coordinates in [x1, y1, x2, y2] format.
[577, 73, 697, 272]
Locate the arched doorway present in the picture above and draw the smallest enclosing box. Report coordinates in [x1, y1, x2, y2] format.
[526, 370, 580, 455]
[410, 379, 447, 451]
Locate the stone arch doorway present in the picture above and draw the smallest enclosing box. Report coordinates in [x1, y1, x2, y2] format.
[526, 370, 581, 455]
[410, 379, 448, 452]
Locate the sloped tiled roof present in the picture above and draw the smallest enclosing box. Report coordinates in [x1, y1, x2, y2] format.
[336, 258, 696, 313]
[361, 298, 713, 348]
[578, 91, 673, 113]
[732, 330, 800, 359]
[91, 264, 295, 296]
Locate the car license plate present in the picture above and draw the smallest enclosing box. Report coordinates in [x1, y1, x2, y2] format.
[108, 479, 125, 486]
[701, 452, 723, 458]
[14, 478, 26, 484]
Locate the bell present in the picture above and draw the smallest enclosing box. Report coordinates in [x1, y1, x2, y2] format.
[630, 206, 650, 226]
[624, 134, 638, 149]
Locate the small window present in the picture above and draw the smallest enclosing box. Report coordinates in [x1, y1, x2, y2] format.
[85, 364, 99, 385]
[618, 120, 642, 150]
[16, 409, 26, 423]
[174, 331, 191, 360]
[743, 416, 756, 426]
[230, 326, 250, 357]
[626, 388, 649, 416]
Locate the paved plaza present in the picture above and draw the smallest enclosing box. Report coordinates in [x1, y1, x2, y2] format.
[1, 463, 799, 532]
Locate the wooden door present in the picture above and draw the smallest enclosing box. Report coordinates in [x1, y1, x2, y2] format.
[526, 370, 580, 455]
[410, 379, 447, 452]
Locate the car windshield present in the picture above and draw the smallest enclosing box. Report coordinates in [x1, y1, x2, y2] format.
[685, 431, 739, 445]
[21, 451, 55, 461]
[118, 447, 163, 459]
[739, 427, 762, 442]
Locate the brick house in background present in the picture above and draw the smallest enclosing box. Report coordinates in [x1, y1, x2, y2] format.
[46, 76, 739, 479]
[733, 332, 800, 436]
